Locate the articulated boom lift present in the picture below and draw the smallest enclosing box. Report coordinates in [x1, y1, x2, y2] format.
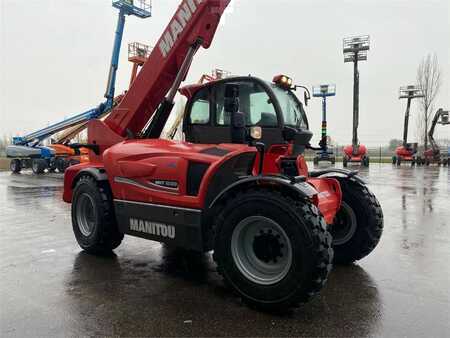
[65, 0, 383, 311]
[421, 108, 449, 166]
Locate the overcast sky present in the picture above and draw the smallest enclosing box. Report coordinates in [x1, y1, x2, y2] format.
[1, 0, 449, 146]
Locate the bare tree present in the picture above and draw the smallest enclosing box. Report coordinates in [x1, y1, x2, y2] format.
[416, 53, 441, 150]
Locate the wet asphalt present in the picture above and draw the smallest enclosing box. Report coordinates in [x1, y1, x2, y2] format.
[0, 164, 449, 337]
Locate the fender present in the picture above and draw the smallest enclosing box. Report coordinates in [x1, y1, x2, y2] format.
[63, 164, 107, 203]
[208, 175, 318, 210]
[309, 168, 366, 185]
[71, 167, 108, 188]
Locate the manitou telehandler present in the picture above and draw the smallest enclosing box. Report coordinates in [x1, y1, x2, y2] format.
[64, 0, 383, 310]
[420, 108, 449, 166]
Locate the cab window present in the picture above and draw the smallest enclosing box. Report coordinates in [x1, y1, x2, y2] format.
[216, 82, 277, 127]
[189, 88, 210, 124]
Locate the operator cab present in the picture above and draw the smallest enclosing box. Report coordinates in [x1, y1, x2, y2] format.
[181, 76, 312, 153]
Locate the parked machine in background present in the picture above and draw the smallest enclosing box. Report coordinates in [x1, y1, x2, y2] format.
[420, 108, 449, 166]
[392, 85, 424, 166]
[342, 35, 370, 167]
[312, 84, 336, 165]
[7, 0, 151, 174]
[64, 0, 383, 311]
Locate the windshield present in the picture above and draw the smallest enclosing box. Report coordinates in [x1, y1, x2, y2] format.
[270, 84, 309, 129]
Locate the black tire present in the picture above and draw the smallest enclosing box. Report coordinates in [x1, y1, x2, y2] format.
[56, 157, 68, 173]
[48, 159, 57, 172]
[72, 176, 123, 254]
[363, 156, 370, 167]
[32, 159, 47, 174]
[10, 159, 21, 173]
[331, 179, 383, 264]
[213, 189, 333, 311]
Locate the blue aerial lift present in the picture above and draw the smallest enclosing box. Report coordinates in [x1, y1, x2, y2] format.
[7, 0, 151, 174]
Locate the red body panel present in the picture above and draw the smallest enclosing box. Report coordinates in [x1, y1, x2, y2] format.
[344, 144, 367, 161]
[308, 177, 341, 224]
[64, 139, 342, 223]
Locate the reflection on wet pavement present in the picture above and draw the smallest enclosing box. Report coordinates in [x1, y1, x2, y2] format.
[0, 165, 449, 337]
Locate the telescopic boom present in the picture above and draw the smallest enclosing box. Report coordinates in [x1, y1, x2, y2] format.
[104, 0, 230, 138]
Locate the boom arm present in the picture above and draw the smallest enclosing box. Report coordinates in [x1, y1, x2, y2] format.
[428, 108, 449, 152]
[104, 0, 230, 137]
[13, 104, 106, 146]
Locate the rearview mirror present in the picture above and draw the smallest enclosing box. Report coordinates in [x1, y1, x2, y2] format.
[224, 83, 246, 144]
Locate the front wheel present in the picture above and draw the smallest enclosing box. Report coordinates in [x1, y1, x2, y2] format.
[330, 179, 383, 264]
[213, 189, 333, 311]
[72, 176, 123, 254]
[32, 159, 47, 174]
[56, 157, 68, 173]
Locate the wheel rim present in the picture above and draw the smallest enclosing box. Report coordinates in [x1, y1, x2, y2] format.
[331, 201, 357, 245]
[231, 216, 293, 285]
[76, 193, 97, 237]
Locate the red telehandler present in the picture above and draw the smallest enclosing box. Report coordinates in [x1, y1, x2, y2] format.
[64, 0, 383, 310]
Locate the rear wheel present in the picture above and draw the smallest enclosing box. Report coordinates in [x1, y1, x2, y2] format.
[32, 159, 46, 174]
[213, 189, 333, 311]
[363, 156, 370, 167]
[10, 159, 21, 173]
[331, 179, 383, 264]
[72, 176, 123, 254]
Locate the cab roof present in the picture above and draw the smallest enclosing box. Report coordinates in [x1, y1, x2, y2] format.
[179, 75, 269, 100]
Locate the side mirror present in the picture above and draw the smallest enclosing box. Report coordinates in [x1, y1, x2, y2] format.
[304, 91, 310, 106]
[225, 83, 246, 144]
